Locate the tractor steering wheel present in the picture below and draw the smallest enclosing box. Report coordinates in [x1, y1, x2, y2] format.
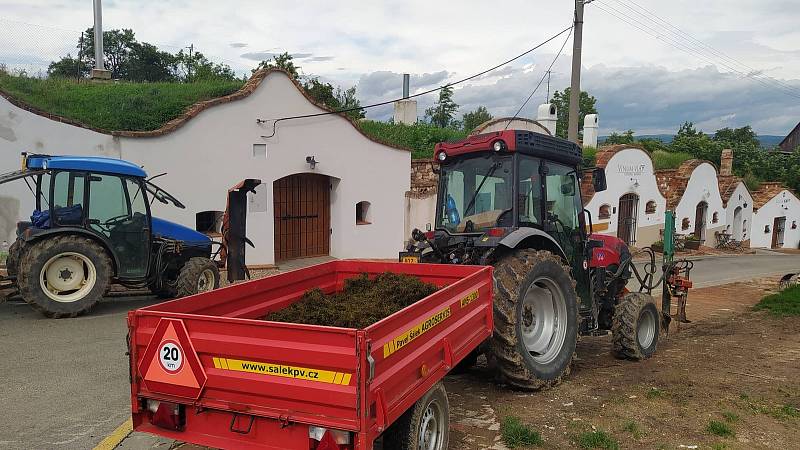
[103, 214, 132, 228]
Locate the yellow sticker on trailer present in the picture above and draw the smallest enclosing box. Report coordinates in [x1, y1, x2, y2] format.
[460, 290, 479, 308]
[212, 357, 352, 385]
[383, 306, 452, 359]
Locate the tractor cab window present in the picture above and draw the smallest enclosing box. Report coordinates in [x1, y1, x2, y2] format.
[437, 155, 513, 233]
[517, 156, 543, 227]
[543, 162, 581, 233]
[51, 171, 86, 226]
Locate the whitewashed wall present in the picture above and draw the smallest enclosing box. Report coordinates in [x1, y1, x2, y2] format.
[751, 191, 800, 249]
[724, 182, 753, 242]
[674, 163, 725, 245]
[0, 72, 410, 265]
[585, 148, 666, 246]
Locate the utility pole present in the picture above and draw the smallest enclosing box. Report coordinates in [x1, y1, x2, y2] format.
[567, 0, 586, 143]
[546, 70, 552, 103]
[187, 43, 194, 80]
[91, 0, 111, 79]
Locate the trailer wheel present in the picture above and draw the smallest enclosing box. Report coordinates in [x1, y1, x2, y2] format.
[176, 257, 219, 297]
[612, 292, 659, 360]
[384, 382, 449, 450]
[489, 250, 578, 390]
[16, 235, 111, 318]
[5, 239, 22, 277]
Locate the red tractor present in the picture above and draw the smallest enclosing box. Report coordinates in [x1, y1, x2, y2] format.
[402, 130, 689, 389]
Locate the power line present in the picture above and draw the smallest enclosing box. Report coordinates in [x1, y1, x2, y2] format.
[610, 0, 800, 96]
[589, 0, 800, 99]
[256, 24, 576, 137]
[506, 27, 573, 129]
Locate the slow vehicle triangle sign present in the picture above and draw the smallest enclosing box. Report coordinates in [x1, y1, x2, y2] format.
[138, 318, 207, 399]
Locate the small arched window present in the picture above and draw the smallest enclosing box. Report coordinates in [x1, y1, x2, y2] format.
[712, 212, 719, 224]
[356, 201, 371, 225]
[598, 204, 611, 220]
[681, 218, 691, 230]
[645, 201, 656, 214]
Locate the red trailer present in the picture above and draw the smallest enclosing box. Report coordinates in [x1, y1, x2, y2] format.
[127, 260, 493, 450]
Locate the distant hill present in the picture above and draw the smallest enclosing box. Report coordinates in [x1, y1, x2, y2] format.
[599, 134, 784, 148]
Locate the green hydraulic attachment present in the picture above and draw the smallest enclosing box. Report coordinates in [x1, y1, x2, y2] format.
[662, 210, 692, 329]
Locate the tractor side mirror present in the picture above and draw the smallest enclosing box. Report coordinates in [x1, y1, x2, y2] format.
[592, 168, 607, 192]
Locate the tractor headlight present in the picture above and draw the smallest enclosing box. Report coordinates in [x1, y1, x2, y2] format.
[437, 151, 447, 161]
[492, 140, 506, 152]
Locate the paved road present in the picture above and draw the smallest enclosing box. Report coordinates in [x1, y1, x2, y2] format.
[633, 250, 800, 288]
[2, 252, 800, 449]
[0, 295, 163, 450]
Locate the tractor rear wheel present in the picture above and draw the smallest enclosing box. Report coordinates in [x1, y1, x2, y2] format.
[612, 292, 659, 360]
[176, 257, 219, 297]
[17, 235, 111, 318]
[490, 249, 579, 390]
[6, 240, 22, 277]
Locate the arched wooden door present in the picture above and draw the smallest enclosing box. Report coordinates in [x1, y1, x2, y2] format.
[695, 201, 708, 241]
[273, 173, 330, 261]
[617, 193, 639, 246]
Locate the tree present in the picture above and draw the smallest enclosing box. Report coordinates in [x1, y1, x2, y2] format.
[175, 50, 237, 82]
[126, 42, 176, 82]
[335, 85, 365, 120]
[47, 54, 90, 78]
[80, 27, 137, 79]
[461, 106, 493, 132]
[549, 87, 597, 139]
[713, 125, 760, 148]
[253, 52, 300, 79]
[425, 85, 459, 128]
[671, 122, 721, 163]
[605, 129, 635, 145]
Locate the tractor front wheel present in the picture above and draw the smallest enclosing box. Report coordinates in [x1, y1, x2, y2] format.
[17, 235, 111, 318]
[176, 257, 219, 297]
[490, 249, 579, 390]
[612, 292, 660, 360]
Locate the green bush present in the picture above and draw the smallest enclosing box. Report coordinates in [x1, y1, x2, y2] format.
[0, 72, 243, 131]
[651, 150, 693, 170]
[357, 120, 467, 159]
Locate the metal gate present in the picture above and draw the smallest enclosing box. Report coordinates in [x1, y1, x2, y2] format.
[617, 193, 639, 246]
[273, 173, 330, 261]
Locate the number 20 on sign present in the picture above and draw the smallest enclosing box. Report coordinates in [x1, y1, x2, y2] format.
[159, 340, 184, 373]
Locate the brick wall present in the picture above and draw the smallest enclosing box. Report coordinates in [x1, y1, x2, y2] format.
[409, 159, 438, 198]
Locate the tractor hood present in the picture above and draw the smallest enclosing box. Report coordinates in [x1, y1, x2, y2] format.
[151, 217, 211, 245]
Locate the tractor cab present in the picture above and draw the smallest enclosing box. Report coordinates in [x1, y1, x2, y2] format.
[1, 153, 218, 318]
[414, 131, 606, 277]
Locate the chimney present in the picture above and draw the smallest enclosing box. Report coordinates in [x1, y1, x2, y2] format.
[393, 73, 417, 125]
[720, 149, 733, 176]
[537, 103, 557, 136]
[583, 114, 599, 148]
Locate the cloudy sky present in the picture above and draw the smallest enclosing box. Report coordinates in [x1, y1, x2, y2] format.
[1, 0, 799, 135]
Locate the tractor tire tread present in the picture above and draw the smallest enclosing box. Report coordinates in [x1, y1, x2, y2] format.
[176, 257, 220, 298]
[611, 292, 659, 360]
[17, 235, 111, 318]
[489, 249, 578, 391]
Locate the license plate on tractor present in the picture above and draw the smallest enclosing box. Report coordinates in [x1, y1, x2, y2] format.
[398, 252, 419, 264]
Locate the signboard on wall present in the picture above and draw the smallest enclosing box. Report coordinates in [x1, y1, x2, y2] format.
[616, 163, 648, 176]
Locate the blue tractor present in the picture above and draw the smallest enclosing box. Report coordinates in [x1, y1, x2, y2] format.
[1, 153, 220, 317]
